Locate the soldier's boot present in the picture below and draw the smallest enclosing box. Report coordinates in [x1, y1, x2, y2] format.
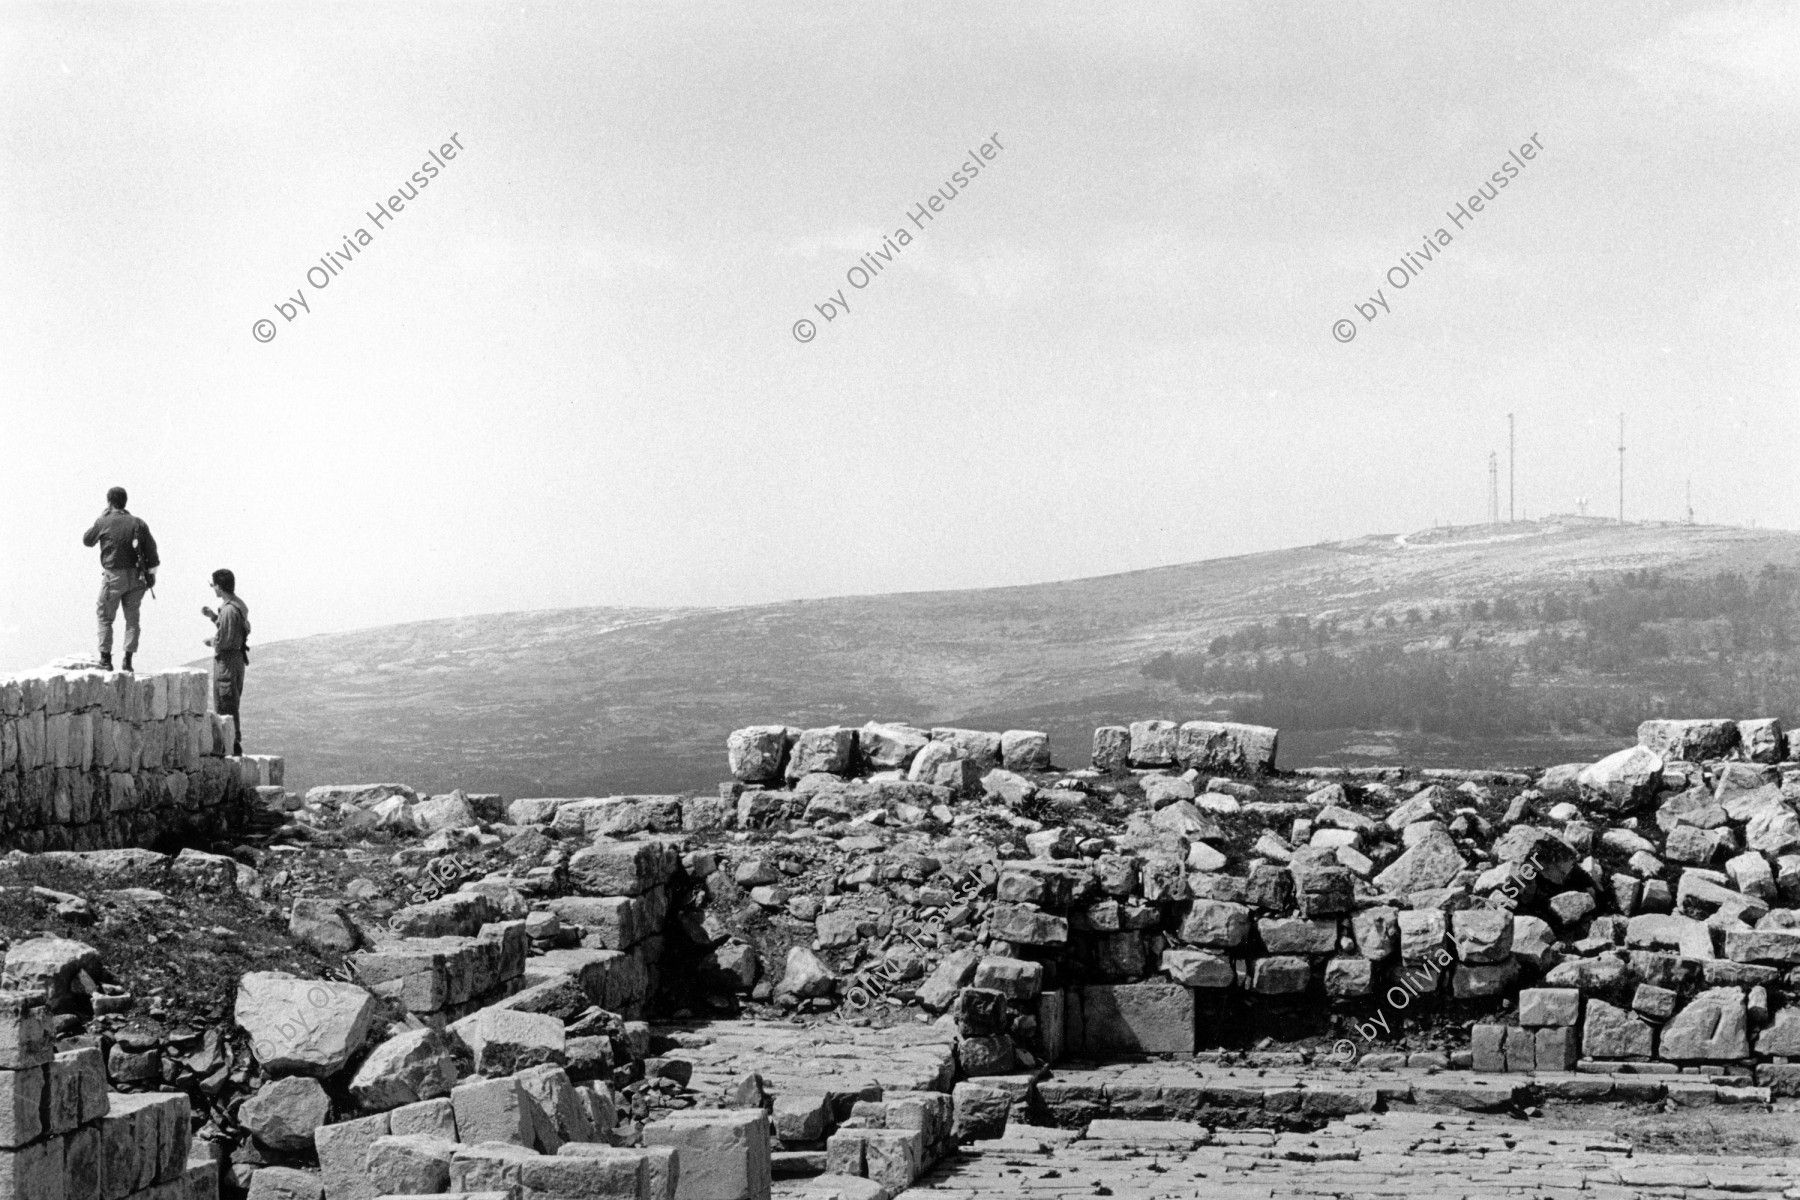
[99, 652, 113, 671]
[121, 652, 134, 672]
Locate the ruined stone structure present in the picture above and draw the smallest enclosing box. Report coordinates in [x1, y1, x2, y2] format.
[0, 668, 255, 851]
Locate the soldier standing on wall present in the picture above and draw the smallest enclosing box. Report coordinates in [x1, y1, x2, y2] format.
[202, 569, 250, 756]
[82, 486, 159, 672]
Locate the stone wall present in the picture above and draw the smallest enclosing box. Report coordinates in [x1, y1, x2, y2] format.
[0, 991, 212, 1200]
[726, 721, 1054, 787]
[0, 668, 252, 851]
[1092, 719, 1280, 774]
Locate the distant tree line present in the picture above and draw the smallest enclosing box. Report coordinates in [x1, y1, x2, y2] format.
[1141, 566, 1800, 736]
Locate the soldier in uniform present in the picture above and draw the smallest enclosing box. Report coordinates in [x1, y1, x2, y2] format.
[202, 568, 251, 755]
[81, 486, 159, 671]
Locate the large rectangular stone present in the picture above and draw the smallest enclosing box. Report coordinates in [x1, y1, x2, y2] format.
[0, 1135, 62, 1200]
[314, 1111, 390, 1200]
[1518, 988, 1581, 1028]
[1077, 983, 1195, 1055]
[549, 895, 649, 950]
[1535, 1026, 1578, 1070]
[0, 993, 52, 1069]
[99, 1092, 175, 1198]
[1502, 1025, 1536, 1073]
[0, 1066, 42, 1151]
[63, 1125, 99, 1200]
[642, 1109, 772, 1200]
[450, 1077, 533, 1146]
[519, 1149, 645, 1199]
[567, 838, 682, 896]
[561, 1144, 679, 1200]
[1725, 928, 1800, 964]
[990, 905, 1068, 946]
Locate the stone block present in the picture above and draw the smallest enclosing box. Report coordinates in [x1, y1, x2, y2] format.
[1323, 956, 1373, 998]
[1637, 718, 1739, 762]
[313, 1111, 390, 1200]
[235, 973, 378, 1076]
[349, 1026, 457, 1113]
[1250, 956, 1310, 995]
[1174, 720, 1278, 773]
[786, 727, 858, 780]
[772, 1091, 831, 1143]
[1178, 899, 1249, 948]
[1659, 987, 1749, 1061]
[448, 1007, 565, 1076]
[0, 1065, 43, 1149]
[1351, 906, 1398, 960]
[972, 957, 1042, 1000]
[448, 1142, 539, 1194]
[1471, 1024, 1505, 1073]
[1256, 917, 1337, 955]
[928, 723, 1000, 770]
[389, 1096, 456, 1139]
[1127, 721, 1177, 767]
[1161, 949, 1233, 988]
[1451, 961, 1517, 999]
[0, 992, 52, 1070]
[63, 1125, 98, 1200]
[1289, 855, 1353, 917]
[527, 1149, 650, 1199]
[1375, 832, 1466, 896]
[0, 1135, 61, 1200]
[1397, 910, 1446, 963]
[1091, 726, 1130, 771]
[642, 1108, 773, 1200]
[1726, 928, 1800, 965]
[567, 838, 680, 897]
[1633, 984, 1678, 1020]
[1535, 1025, 1578, 1071]
[951, 1081, 1009, 1141]
[1000, 730, 1051, 771]
[515, 1062, 596, 1148]
[1578, 745, 1664, 812]
[47, 1048, 104, 1133]
[1518, 988, 1580, 1028]
[728, 726, 790, 783]
[1077, 982, 1194, 1054]
[366, 1134, 455, 1197]
[955, 1034, 1015, 1077]
[1502, 1025, 1536, 1073]
[560, 1144, 676, 1200]
[1451, 908, 1513, 964]
[450, 1076, 533, 1146]
[240, 1076, 329, 1155]
[1582, 999, 1654, 1059]
[989, 905, 1068, 946]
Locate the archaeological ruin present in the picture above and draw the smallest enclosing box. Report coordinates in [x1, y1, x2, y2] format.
[3, 665, 1800, 1199]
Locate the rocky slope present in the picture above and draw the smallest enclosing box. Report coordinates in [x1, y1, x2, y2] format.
[236, 518, 1800, 797]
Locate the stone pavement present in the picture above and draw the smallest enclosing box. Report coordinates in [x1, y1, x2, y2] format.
[656, 1018, 959, 1103]
[1035, 1059, 1771, 1119]
[894, 1111, 1800, 1199]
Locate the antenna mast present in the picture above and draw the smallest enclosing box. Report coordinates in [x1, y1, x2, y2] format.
[1508, 413, 1515, 523]
[1617, 413, 1626, 524]
[1488, 452, 1499, 526]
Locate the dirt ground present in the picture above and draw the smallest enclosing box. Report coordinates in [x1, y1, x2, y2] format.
[1530, 1098, 1800, 1158]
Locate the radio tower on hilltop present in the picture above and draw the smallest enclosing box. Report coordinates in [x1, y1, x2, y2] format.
[1508, 412, 1516, 523]
[1488, 453, 1499, 526]
[1617, 413, 1626, 524]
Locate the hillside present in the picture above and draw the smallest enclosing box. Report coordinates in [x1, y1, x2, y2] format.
[235, 518, 1800, 796]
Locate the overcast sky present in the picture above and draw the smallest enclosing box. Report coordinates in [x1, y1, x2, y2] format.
[2, 1, 1796, 672]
